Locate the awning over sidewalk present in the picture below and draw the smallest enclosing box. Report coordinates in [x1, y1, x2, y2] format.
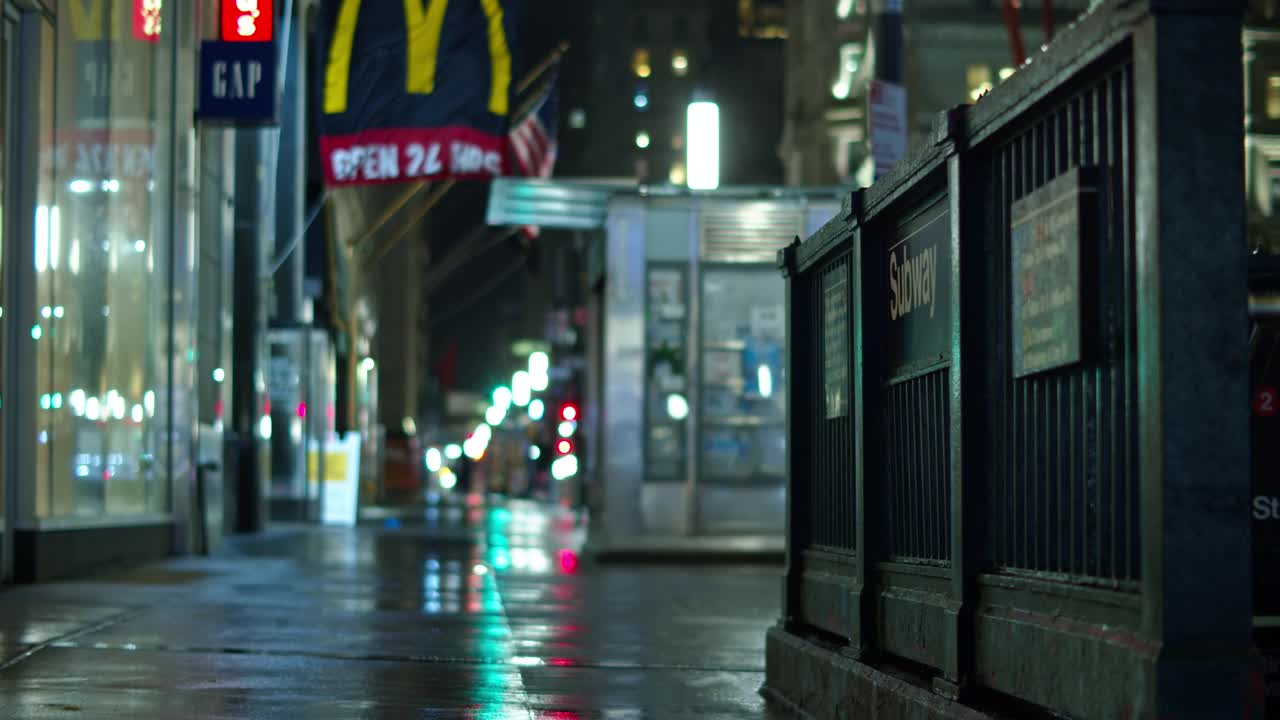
[485, 178, 627, 230]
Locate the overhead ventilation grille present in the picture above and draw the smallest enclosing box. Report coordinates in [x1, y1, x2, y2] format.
[699, 203, 804, 263]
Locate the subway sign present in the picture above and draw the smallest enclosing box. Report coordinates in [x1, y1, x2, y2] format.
[885, 198, 951, 376]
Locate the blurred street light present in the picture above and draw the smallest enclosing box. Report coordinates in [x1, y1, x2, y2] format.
[512, 371, 532, 407]
[529, 352, 550, 391]
[493, 386, 512, 411]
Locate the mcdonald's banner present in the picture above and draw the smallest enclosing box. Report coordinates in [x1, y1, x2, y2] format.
[318, 0, 527, 187]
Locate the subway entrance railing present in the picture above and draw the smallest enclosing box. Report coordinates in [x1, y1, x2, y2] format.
[767, 1, 1261, 718]
[1252, 254, 1280, 719]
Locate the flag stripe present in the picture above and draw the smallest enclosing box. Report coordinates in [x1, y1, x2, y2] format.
[508, 71, 559, 237]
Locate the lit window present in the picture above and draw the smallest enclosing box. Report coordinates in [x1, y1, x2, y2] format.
[999, 66, 1016, 81]
[568, 108, 586, 128]
[967, 64, 994, 102]
[669, 162, 687, 186]
[636, 131, 651, 149]
[1269, 75, 1280, 120]
[831, 42, 863, 100]
[632, 48, 651, 78]
[672, 51, 689, 76]
[672, 133, 685, 150]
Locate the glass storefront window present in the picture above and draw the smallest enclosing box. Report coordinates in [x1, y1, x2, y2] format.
[644, 266, 688, 483]
[699, 267, 786, 486]
[34, 2, 173, 517]
[0, 20, 7, 521]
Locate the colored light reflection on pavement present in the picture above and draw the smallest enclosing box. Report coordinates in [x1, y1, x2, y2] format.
[558, 549, 579, 574]
[0, 493, 785, 718]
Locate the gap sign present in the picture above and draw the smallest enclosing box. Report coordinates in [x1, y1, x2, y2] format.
[198, 41, 276, 124]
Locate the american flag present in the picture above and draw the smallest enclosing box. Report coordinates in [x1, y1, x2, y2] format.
[508, 74, 559, 238]
[509, 75, 559, 178]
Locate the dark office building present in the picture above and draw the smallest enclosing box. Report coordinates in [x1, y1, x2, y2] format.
[556, 0, 786, 185]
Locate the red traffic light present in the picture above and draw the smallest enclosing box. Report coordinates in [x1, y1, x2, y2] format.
[560, 404, 578, 422]
[556, 439, 573, 455]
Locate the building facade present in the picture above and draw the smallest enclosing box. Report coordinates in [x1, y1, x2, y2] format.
[0, 0, 359, 580]
[781, 0, 1091, 187]
[558, 0, 785, 186]
[0, 0, 204, 579]
[1247, 0, 1280, 255]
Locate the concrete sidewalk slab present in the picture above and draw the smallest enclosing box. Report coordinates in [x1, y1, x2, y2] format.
[0, 497, 796, 719]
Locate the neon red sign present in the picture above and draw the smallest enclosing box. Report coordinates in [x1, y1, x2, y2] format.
[1256, 386, 1277, 418]
[222, 0, 274, 42]
[132, 0, 162, 43]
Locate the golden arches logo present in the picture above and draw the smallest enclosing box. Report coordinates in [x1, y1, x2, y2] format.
[323, 0, 511, 117]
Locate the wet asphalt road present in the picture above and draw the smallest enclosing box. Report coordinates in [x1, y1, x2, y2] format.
[0, 496, 792, 719]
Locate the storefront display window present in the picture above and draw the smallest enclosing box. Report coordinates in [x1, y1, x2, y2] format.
[0, 20, 7, 522]
[33, 2, 175, 517]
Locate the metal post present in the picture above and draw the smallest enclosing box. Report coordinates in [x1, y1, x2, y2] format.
[851, 190, 877, 655]
[874, 0, 904, 85]
[303, 329, 314, 522]
[686, 202, 701, 536]
[1132, 0, 1253, 715]
[871, 0, 906, 182]
[232, 128, 272, 533]
[938, 108, 966, 699]
[778, 238, 800, 625]
[1002, 0, 1028, 67]
[6, 12, 46, 578]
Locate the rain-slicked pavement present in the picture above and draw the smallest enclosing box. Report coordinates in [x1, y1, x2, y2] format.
[0, 496, 793, 719]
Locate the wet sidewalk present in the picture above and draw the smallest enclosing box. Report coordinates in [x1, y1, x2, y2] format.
[0, 496, 792, 719]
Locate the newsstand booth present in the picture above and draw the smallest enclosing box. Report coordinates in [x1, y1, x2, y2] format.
[487, 179, 841, 551]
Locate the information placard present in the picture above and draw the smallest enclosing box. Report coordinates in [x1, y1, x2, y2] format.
[1011, 169, 1093, 378]
[823, 270, 849, 419]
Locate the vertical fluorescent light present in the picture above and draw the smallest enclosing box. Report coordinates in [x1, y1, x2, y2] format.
[34, 206, 48, 271]
[758, 365, 773, 398]
[49, 207, 60, 270]
[686, 101, 719, 190]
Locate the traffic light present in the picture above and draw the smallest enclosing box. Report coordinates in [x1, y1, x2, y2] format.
[556, 438, 573, 455]
[560, 403, 578, 422]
